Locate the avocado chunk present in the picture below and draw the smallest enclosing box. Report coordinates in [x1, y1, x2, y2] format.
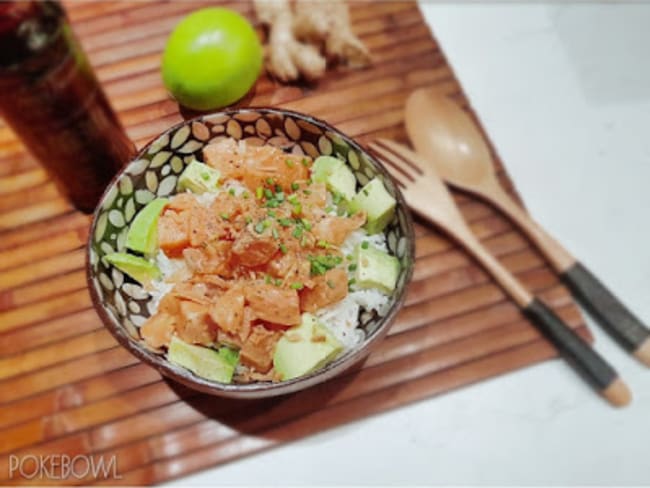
[355, 244, 400, 293]
[167, 336, 238, 383]
[348, 177, 396, 234]
[311, 155, 357, 201]
[125, 198, 168, 256]
[177, 159, 221, 194]
[273, 313, 343, 381]
[104, 252, 161, 285]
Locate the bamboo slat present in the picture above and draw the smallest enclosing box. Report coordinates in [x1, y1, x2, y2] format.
[0, 1, 589, 485]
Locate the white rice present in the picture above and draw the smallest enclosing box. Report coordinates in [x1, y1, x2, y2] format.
[147, 194, 392, 353]
[148, 251, 184, 312]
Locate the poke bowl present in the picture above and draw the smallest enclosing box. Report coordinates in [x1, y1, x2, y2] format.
[87, 108, 414, 399]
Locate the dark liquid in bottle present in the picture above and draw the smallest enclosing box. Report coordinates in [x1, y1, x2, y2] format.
[0, 1, 135, 213]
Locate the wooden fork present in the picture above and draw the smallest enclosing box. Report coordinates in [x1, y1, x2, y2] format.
[369, 138, 631, 407]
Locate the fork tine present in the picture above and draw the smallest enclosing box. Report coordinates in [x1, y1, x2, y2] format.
[376, 138, 426, 176]
[368, 142, 419, 183]
[369, 152, 408, 188]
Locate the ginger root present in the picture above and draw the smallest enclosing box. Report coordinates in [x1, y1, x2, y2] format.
[254, 0, 371, 82]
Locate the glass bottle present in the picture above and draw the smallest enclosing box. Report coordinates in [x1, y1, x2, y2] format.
[0, 1, 135, 213]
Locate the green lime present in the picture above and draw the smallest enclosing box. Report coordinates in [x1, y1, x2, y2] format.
[162, 8, 262, 111]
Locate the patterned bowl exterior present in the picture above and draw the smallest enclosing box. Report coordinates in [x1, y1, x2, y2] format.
[87, 108, 415, 399]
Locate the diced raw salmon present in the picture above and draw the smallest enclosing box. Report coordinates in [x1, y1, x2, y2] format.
[203, 139, 244, 180]
[176, 300, 214, 346]
[243, 147, 309, 191]
[158, 293, 181, 315]
[295, 181, 327, 210]
[266, 252, 312, 287]
[312, 210, 366, 245]
[300, 268, 348, 312]
[182, 248, 226, 276]
[245, 282, 301, 326]
[167, 193, 200, 213]
[141, 312, 176, 349]
[158, 210, 190, 256]
[240, 325, 281, 373]
[171, 281, 212, 304]
[231, 228, 278, 267]
[191, 206, 237, 248]
[209, 287, 245, 335]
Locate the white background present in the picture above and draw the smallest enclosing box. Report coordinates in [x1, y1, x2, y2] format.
[170, 3, 650, 485]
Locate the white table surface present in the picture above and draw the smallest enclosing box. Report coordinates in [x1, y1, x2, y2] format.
[169, 3, 650, 485]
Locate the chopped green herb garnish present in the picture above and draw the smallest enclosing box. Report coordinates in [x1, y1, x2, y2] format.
[265, 199, 280, 208]
[278, 218, 292, 227]
[254, 221, 266, 234]
[256, 187, 263, 199]
[285, 159, 294, 168]
[337, 207, 347, 217]
[290, 282, 303, 290]
[332, 192, 343, 204]
[228, 188, 236, 196]
[324, 206, 334, 214]
[220, 213, 230, 220]
[307, 254, 343, 276]
[292, 202, 302, 216]
[346, 254, 354, 261]
[266, 178, 274, 186]
[348, 278, 356, 290]
[267, 210, 277, 218]
[303, 189, 312, 195]
[361, 241, 369, 249]
[279, 243, 287, 254]
[317, 240, 329, 249]
[348, 264, 357, 271]
[291, 182, 300, 191]
[362, 189, 369, 196]
[264, 188, 273, 199]
[287, 194, 298, 205]
[327, 280, 335, 289]
[200, 172, 210, 181]
[300, 218, 312, 230]
[265, 275, 271, 284]
[274, 278, 282, 286]
[245, 216, 253, 224]
[307, 178, 313, 185]
[271, 227, 279, 239]
[242, 192, 250, 199]
[301, 158, 310, 167]
[275, 191, 285, 202]
[292, 227, 303, 239]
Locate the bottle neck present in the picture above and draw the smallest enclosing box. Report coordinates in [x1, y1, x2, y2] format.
[0, 1, 65, 69]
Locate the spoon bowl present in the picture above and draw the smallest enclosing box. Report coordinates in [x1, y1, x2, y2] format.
[404, 88, 494, 189]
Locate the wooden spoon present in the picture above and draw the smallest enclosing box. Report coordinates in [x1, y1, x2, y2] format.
[405, 88, 650, 366]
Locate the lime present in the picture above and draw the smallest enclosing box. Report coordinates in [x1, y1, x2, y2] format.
[162, 8, 262, 111]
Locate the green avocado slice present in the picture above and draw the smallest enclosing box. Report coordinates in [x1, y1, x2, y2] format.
[125, 198, 168, 256]
[177, 159, 221, 194]
[355, 245, 400, 293]
[348, 177, 396, 234]
[168, 336, 238, 383]
[273, 313, 343, 381]
[311, 155, 357, 201]
[104, 252, 160, 285]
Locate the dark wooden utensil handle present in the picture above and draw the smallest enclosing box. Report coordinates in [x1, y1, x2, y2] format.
[523, 298, 629, 405]
[561, 262, 650, 356]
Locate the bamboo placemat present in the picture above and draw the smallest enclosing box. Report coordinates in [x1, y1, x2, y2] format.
[0, 1, 590, 484]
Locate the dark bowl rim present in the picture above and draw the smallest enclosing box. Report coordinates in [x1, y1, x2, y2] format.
[86, 106, 416, 397]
